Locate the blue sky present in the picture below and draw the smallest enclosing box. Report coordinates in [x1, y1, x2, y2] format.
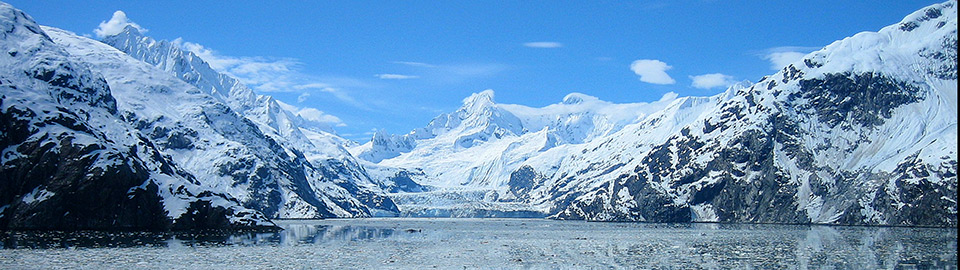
[6, 0, 941, 141]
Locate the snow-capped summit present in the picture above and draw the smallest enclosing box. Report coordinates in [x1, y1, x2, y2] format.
[103, 25, 258, 112]
[351, 88, 687, 216]
[357, 0, 957, 226]
[462, 89, 496, 110]
[560, 93, 599, 105]
[0, 2, 275, 230]
[2, 0, 954, 228]
[419, 89, 524, 143]
[35, 11, 401, 219]
[549, 0, 957, 226]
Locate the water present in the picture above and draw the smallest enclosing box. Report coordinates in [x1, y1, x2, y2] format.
[0, 218, 956, 269]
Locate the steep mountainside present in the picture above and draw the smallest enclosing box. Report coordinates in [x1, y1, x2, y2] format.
[42, 25, 398, 219]
[551, 1, 957, 227]
[360, 1, 957, 226]
[352, 86, 723, 216]
[1, 0, 954, 228]
[0, 2, 274, 230]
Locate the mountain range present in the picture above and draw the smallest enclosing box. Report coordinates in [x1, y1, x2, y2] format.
[354, 0, 958, 227]
[0, 0, 956, 230]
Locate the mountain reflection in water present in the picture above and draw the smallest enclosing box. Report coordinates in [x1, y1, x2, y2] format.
[0, 219, 955, 269]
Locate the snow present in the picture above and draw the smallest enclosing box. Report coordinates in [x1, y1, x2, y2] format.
[2, 0, 955, 226]
[20, 187, 55, 204]
[690, 204, 718, 222]
[354, 0, 957, 223]
[40, 24, 393, 219]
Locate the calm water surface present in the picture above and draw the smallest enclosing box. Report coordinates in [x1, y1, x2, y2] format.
[0, 218, 956, 269]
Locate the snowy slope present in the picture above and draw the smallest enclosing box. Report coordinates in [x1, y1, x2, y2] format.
[360, 1, 957, 226]
[353, 90, 683, 188]
[98, 24, 402, 217]
[102, 26, 352, 162]
[41, 25, 398, 218]
[0, 2, 274, 230]
[101, 25, 382, 199]
[351, 88, 700, 216]
[550, 0, 957, 226]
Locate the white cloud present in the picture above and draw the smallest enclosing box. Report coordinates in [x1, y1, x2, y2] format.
[447, 63, 507, 77]
[297, 92, 310, 103]
[175, 40, 367, 109]
[761, 46, 820, 70]
[296, 107, 346, 127]
[393, 61, 437, 68]
[630, 59, 675, 85]
[376, 74, 419, 80]
[690, 73, 737, 89]
[764, 52, 807, 70]
[293, 83, 333, 91]
[94, 10, 147, 38]
[275, 100, 346, 128]
[523, 42, 563, 48]
[176, 39, 300, 91]
[390, 61, 507, 83]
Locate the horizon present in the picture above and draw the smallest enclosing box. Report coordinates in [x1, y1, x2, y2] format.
[4, 0, 942, 142]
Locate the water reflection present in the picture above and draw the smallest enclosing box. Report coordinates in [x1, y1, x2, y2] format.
[276, 222, 407, 245]
[0, 220, 955, 269]
[0, 221, 422, 249]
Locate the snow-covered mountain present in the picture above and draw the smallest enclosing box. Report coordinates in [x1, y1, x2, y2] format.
[0, 0, 403, 231]
[549, 1, 957, 227]
[0, 2, 274, 230]
[1, 0, 954, 229]
[358, 1, 957, 227]
[350, 87, 707, 216]
[47, 23, 398, 219]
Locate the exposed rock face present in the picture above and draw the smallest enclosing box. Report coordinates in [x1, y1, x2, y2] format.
[0, 2, 275, 231]
[553, 1, 958, 227]
[359, 1, 957, 227]
[55, 22, 399, 219]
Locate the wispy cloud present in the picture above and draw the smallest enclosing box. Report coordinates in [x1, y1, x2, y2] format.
[690, 73, 737, 89]
[175, 40, 367, 108]
[338, 129, 378, 141]
[275, 100, 346, 128]
[376, 74, 419, 80]
[393, 61, 437, 68]
[296, 107, 346, 127]
[293, 83, 335, 91]
[523, 42, 563, 48]
[292, 82, 365, 109]
[94, 10, 147, 38]
[297, 92, 310, 103]
[761, 46, 820, 70]
[630, 59, 675, 85]
[390, 60, 507, 83]
[446, 63, 507, 77]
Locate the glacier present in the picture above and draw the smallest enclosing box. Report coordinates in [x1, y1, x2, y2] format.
[0, 0, 956, 229]
[356, 1, 958, 227]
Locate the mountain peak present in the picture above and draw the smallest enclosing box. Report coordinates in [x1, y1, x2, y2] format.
[459, 89, 499, 115]
[562, 93, 600, 105]
[462, 89, 496, 105]
[897, 0, 955, 32]
[0, 2, 50, 42]
[118, 24, 144, 37]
